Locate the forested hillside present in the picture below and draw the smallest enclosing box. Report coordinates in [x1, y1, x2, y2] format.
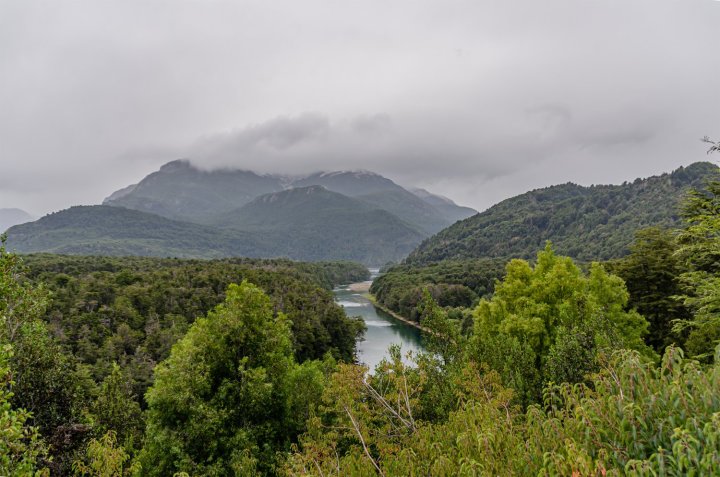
[407, 162, 718, 265]
[4, 202, 421, 265]
[370, 259, 506, 323]
[208, 186, 425, 263]
[5, 205, 266, 258]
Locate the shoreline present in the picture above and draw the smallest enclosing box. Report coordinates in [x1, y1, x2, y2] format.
[362, 290, 431, 333]
[348, 280, 372, 292]
[342, 279, 431, 334]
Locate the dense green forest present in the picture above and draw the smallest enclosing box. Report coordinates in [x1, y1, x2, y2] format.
[407, 162, 718, 265]
[0, 253, 368, 475]
[370, 258, 506, 323]
[3, 159, 720, 475]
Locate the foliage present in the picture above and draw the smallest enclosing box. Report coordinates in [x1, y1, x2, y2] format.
[91, 364, 144, 453]
[72, 431, 139, 477]
[1, 238, 93, 474]
[370, 258, 506, 321]
[609, 227, 691, 352]
[407, 162, 718, 265]
[3, 251, 366, 474]
[139, 282, 330, 476]
[285, 346, 720, 476]
[0, 344, 48, 477]
[469, 244, 652, 404]
[20, 254, 365, 400]
[675, 175, 720, 360]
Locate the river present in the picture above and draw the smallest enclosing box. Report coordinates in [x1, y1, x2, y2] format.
[333, 272, 424, 371]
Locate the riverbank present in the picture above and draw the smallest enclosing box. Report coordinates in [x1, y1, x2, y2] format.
[348, 280, 372, 292]
[365, 292, 432, 333]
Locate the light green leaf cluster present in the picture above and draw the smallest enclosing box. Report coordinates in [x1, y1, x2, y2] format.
[470, 243, 652, 404]
[139, 281, 329, 476]
[0, 344, 48, 476]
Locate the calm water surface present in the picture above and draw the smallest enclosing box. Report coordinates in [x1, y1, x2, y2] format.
[334, 272, 424, 371]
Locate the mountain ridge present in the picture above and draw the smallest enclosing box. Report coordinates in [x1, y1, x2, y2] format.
[103, 161, 477, 232]
[405, 162, 720, 265]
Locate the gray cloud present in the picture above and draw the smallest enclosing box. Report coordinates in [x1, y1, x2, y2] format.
[1, 0, 719, 216]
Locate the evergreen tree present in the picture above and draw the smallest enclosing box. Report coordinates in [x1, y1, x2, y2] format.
[676, 177, 720, 359]
[611, 227, 690, 352]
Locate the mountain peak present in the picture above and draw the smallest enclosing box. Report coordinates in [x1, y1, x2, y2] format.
[159, 159, 194, 172]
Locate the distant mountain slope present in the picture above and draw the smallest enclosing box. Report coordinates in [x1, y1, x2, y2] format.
[6, 196, 422, 264]
[291, 170, 403, 196]
[210, 186, 425, 264]
[5, 205, 266, 258]
[291, 171, 455, 234]
[103, 162, 475, 236]
[355, 189, 453, 235]
[0, 208, 34, 233]
[410, 188, 477, 223]
[104, 160, 284, 222]
[406, 162, 719, 265]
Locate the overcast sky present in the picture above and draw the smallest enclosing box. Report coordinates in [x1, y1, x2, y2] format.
[2, 0, 719, 217]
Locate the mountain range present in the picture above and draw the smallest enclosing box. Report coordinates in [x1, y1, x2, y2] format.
[103, 160, 473, 235]
[7, 161, 717, 266]
[5, 161, 474, 264]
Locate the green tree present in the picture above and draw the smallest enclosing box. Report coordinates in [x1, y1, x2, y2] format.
[73, 431, 139, 477]
[0, 344, 48, 477]
[139, 281, 328, 476]
[675, 177, 720, 359]
[91, 364, 143, 453]
[1, 236, 93, 474]
[469, 243, 652, 404]
[611, 227, 690, 352]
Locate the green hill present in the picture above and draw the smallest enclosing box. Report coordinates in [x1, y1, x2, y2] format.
[210, 185, 425, 264]
[406, 162, 719, 265]
[4, 205, 267, 258]
[7, 190, 425, 265]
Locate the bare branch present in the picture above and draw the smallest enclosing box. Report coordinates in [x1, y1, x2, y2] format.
[344, 406, 385, 477]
